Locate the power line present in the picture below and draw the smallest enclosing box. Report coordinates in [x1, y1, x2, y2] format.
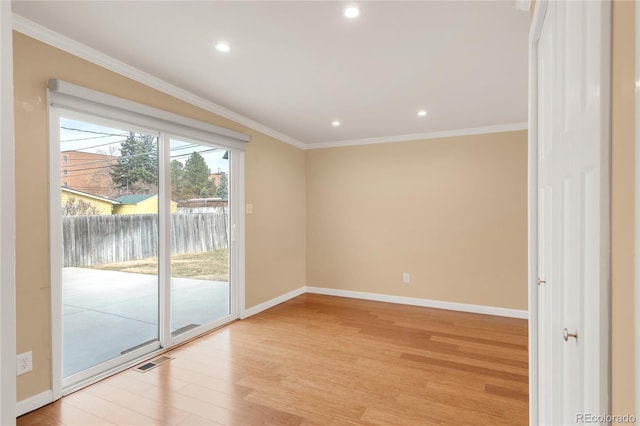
[60, 126, 222, 155]
[60, 127, 224, 155]
[61, 126, 130, 138]
[61, 143, 216, 169]
[61, 139, 125, 150]
[61, 133, 128, 143]
[58, 127, 226, 177]
[62, 147, 224, 173]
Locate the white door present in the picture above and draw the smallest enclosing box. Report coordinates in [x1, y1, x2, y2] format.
[534, 1, 610, 424]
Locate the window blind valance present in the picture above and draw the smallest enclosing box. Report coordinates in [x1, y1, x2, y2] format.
[48, 79, 250, 151]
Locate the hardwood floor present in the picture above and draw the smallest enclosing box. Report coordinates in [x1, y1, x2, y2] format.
[17, 294, 528, 425]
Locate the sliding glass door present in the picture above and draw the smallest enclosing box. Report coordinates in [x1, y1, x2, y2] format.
[55, 111, 236, 389]
[169, 139, 231, 339]
[60, 116, 161, 382]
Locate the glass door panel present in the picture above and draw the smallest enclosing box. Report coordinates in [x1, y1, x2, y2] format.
[169, 139, 230, 337]
[59, 116, 160, 378]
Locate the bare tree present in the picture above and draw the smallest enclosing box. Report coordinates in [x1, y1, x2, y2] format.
[62, 197, 101, 216]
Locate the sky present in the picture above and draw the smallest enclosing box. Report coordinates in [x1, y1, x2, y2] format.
[60, 117, 229, 174]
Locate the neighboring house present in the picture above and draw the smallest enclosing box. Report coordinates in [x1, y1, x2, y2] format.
[177, 197, 228, 214]
[61, 187, 120, 215]
[208, 170, 225, 187]
[113, 194, 178, 215]
[61, 150, 118, 198]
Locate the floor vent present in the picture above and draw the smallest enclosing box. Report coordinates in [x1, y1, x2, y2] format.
[134, 356, 173, 373]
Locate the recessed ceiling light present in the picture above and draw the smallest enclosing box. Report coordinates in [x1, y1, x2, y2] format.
[332, 121, 341, 127]
[215, 42, 231, 52]
[417, 110, 427, 117]
[344, 7, 360, 18]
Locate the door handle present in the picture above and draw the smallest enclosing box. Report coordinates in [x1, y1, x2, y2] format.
[537, 278, 546, 285]
[563, 328, 578, 341]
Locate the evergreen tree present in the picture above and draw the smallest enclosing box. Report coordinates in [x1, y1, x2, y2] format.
[110, 133, 158, 192]
[216, 173, 228, 200]
[170, 159, 186, 201]
[183, 152, 214, 198]
[210, 181, 218, 198]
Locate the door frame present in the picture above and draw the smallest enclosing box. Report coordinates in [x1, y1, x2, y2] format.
[636, 0, 640, 418]
[0, 2, 16, 423]
[528, 2, 548, 422]
[529, 0, 612, 422]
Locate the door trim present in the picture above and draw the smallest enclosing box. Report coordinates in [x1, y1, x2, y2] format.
[49, 105, 245, 398]
[0, 2, 17, 423]
[49, 105, 63, 400]
[528, 2, 548, 422]
[636, 0, 640, 418]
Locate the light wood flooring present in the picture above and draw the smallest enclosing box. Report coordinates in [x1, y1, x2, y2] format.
[17, 294, 528, 425]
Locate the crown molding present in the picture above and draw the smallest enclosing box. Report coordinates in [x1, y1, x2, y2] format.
[307, 122, 529, 150]
[11, 14, 307, 150]
[12, 14, 527, 152]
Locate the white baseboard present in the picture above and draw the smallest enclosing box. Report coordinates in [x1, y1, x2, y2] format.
[16, 389, 53, 417]
[305, 286, 528, 319]
[241, 286, 528, 319]
[241, 286, 306, 319]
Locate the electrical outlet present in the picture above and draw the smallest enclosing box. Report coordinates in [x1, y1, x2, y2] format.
[16, 351, 32, 376]
[402, 273, 410, 284]
[246, 203, 254, 214]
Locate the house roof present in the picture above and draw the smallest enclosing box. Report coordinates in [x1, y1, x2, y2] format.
[62, 187, 120, 205]
[61, 150, 117, 159]
[115, 194, 156, 205]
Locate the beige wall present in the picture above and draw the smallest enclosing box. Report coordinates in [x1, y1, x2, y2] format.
[306, 131, 528, 310]
[12, 32, 306, 400]
[245, 135, 306, 307]
[611, 0, 636, 419]
[16, 2, 635, 413]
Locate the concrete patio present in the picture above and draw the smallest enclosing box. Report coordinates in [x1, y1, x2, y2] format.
[62, 267, 229, 377]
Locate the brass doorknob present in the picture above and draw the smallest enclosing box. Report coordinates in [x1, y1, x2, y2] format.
[563, 328, 578, 341]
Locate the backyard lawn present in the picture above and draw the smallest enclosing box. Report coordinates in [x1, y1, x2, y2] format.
[90, 250, 229, 281]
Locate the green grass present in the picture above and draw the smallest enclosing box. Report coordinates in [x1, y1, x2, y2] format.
[90, 250, 229, 281]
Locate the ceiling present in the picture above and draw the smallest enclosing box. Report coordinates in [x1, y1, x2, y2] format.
[12, 1, 530, 147]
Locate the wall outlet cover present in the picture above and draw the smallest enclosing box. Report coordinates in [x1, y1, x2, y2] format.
[16, 351, 33, 376]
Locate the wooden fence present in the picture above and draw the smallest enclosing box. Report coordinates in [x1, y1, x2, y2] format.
[63, 213, 229, 267]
